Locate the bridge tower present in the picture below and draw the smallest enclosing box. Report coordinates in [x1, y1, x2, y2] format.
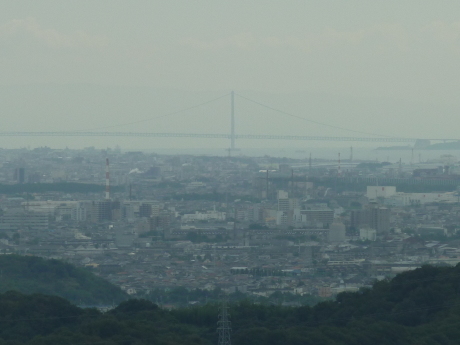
[230, 91, 235, 151]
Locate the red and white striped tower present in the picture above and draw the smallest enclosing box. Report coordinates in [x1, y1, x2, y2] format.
[105, 158, 110, 200]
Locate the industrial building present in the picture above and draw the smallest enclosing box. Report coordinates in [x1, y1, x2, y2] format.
[0, 210, 49, 231]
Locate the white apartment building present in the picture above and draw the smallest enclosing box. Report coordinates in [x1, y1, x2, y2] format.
[360, 228, 377, 241]
[367, 186, 397, 201]
[71, 205, 88, 222]
[182, 210, 226, 222]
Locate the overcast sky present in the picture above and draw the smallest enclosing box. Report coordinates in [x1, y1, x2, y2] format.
[2, 1, 460, 150]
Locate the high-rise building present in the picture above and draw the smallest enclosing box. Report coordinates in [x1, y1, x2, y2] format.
[277, 190, 289, 211]
[14, 168, 25, 184]
[71, 205, 87, 222]
[250, 205, 264, 223]
[91, 201, 111, 223]
[139, 203, 152, 218]
[351, 210, 367, 229]
[368, 204, 390, 234]
[123, 204, 136, 220]
[302, 209, 334, 228]
[351, 203, 390, 235]
[149, 211, 172, 231]
[276, 211, 288, 227]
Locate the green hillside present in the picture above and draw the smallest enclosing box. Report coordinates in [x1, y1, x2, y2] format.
[0, 255, 127, 305]
[2, 264, 460, 344]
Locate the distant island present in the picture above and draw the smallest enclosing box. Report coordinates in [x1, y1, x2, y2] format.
[424, 141, 460, 150]
[377, 141, 460, 150]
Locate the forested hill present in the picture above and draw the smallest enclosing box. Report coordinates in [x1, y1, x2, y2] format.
[3, 265, 460, 344]
[0, 255, 127, 305]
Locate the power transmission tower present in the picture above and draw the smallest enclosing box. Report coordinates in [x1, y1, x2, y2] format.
[217, 296, 232, 345]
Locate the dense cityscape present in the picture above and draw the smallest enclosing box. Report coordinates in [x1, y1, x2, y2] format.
[0, 146, 458, 307]
[5, 2, 460, 343]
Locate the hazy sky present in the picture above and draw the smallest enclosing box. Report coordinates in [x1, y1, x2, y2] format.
[2, 1, 460, 150]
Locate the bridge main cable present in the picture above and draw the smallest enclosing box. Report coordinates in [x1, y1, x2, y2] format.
[0, 131, 423, 142]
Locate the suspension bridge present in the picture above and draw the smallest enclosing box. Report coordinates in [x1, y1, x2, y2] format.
[0, 131, 426, 143]
[1, 92, 452, 148]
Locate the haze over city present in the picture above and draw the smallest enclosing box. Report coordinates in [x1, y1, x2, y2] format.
[2, 1, 460, 150]
[3, 3, 460, 345]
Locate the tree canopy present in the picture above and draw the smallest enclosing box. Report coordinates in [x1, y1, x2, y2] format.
[0, 255, 127, 305]
[1, 264, 460, 343]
